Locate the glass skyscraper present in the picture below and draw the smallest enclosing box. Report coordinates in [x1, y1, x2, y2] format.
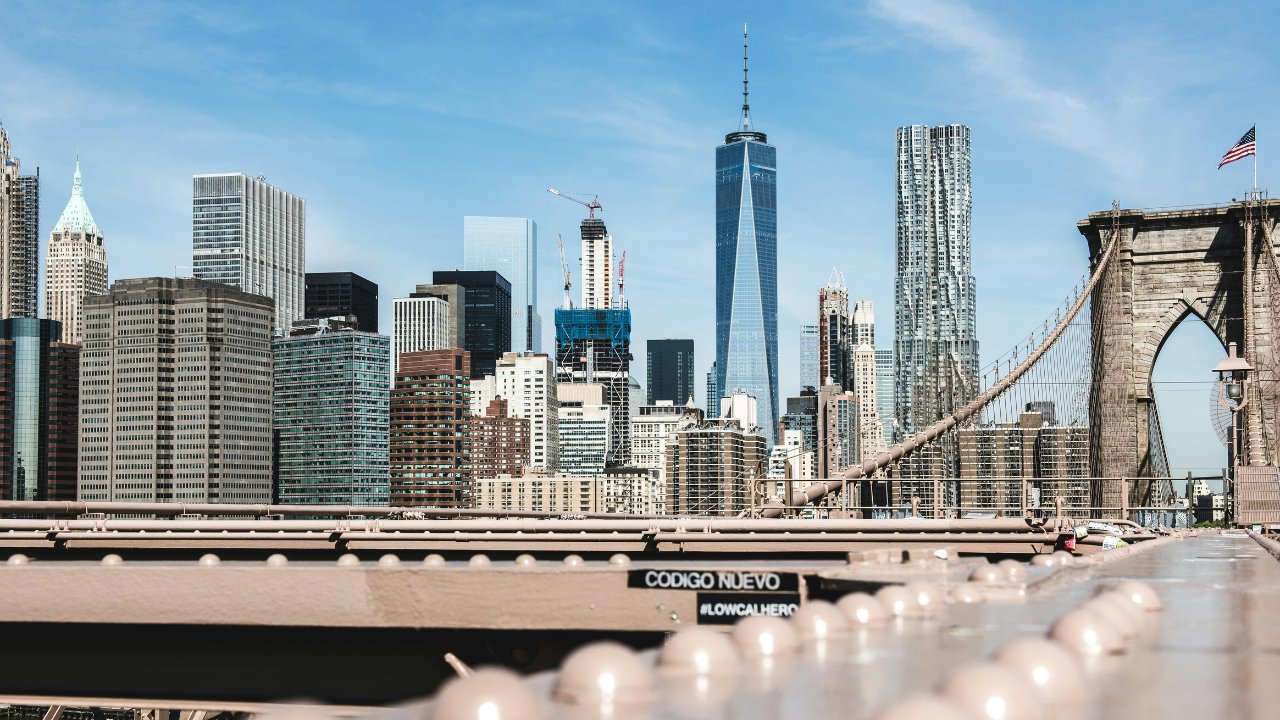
[875, 348, 896, 444]
[716, 40, 778, 445]
[464, 216, 540, 353]
[0, 319, 78, 502]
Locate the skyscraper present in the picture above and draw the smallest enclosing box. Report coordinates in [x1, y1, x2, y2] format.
[305, 272, 378, 333]
[0, 319, 79, 502]
[432, 270, 512, 379]
[0, 122, 40, 320]
[192, 173, 305, 333]
[487, 351, 558, 471]
[647, 339, 695, 405]
[706, 361, 717, 415]
[799, 324, 819, 392]
[819, 270, 850, 388]
[273, 316, 390, 506]
[78, 278, 275, 504]
[852, 300, 874, 347]
[464, 217, 540, 353]
[390, 349, 471, 507]
[894, 125, 977, 437]
[875, 348, 896, 444]
[716, 29, 778, 445]
[579, 219, 612, 310]
[46, 163, 107, 344]
[392, 294, 451, 372]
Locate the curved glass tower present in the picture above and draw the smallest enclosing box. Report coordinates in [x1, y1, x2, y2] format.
[715, 27, 778, 444]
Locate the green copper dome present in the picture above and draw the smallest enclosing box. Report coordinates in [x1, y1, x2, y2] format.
[54, 162, 99, 235]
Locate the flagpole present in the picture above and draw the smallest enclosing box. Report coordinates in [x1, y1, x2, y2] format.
[1254, 123, 1258, 190]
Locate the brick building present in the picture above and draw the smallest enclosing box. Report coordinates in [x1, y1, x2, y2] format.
[471, 398, 529, 480]
[390, 348, 472, 507]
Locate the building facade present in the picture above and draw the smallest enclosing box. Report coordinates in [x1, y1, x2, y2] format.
[646, 339, 695, 406]
[390, 349, 471, 507]
[852, 345, 885, 460]
[778, 388, 818, 481]
[819, 271, 851, 388]
[273, 317, 390, 506]
[665, 417, 767, 517]
[392, 295, 450, 372]
[894, 125, 977, 438]
[799, 324, 819, 392]
[192, 173, 305, 333]
[817, 384, 859, 480]
[464, 216, 540, 353]
[478, 352, 558, 470]
[706, 361, 717, 416]
[875, 348, 896, 444]
[0, 319, 78, 501]
[412, 283, 465, 350]
[471, 398, 530, 480]
[716, 107, 778, 446]
[0, 124, 39, 320]
[474, 469, 596, 514]
[579, 218, 613, 310]
[555, 307, 631, 466]
[432, 270, 512, 380]
[305, 272, 378, 333]
[558, 402, 609, 477]
[79, 278, 275, 503]
[47, 164, 107, 344]
[630, 399, 703, 474]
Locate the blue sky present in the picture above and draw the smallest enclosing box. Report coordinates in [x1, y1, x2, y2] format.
[2, 0, 1275, 479]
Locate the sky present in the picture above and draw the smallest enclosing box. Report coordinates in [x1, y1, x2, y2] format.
[2, 0, 1277, 479]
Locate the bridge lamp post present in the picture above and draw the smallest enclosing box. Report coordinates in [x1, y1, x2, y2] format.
[1213, 342, 1254, 516]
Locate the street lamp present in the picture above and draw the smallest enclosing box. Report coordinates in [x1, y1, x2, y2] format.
[1213, 341, 1254, 521]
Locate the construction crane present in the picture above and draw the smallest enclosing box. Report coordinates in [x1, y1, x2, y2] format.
[617, 250, 626, 303]
[547, 189, 603, 218]
[558, 233, 572, 309]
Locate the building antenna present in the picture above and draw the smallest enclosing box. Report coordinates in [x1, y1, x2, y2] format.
[741, 24, 751, 130]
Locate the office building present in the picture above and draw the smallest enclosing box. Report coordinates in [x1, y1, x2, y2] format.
[558, 402, 610, 477]
[875, 349, 896, 444]
[0, 319, 78, 501]
[720, 391, 758, 429]
[817, 383, 859, 480]
[598, 466, 664, 515]
[483, 352, 558, 470]
[0, 124, 40, 320]
[46, 163, 107, 344]
[852, 345, 885, 460]
[471, 398, 530, 479]
[474, 468, 597, 513]
[628, 375, 643, 416]
[389, 349, 471, 507]
[433, 270, 512, 379]
[706, 361, 717, 416]
[665, 417, 767, 516]
[273, 316, 390, 506]
[305, 272, 378, 333]
[579, 218, 613, 310]
[716, 46, 778, 446]
[392, 295, 450, 372]
[630, 398, 703, 474]
[894, 125, 977, 439]
[412, 283, 466, 349]
[78, 278, 275, 503]
[957, 412, 1088, 513]
[647, 339, 695, 406]
[778, 388, 818, 481]
[780, 428, 815, 482]
[192, 173, 305, 332]
[819, 271, 851, 388]
[464, 217, 540, 353]
[852, 300, 874, 347]
[555, 307, 631, 466]
[799, 325, 819, 392]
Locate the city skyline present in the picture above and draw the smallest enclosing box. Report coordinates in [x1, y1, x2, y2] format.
[1, 2, 1270, 474]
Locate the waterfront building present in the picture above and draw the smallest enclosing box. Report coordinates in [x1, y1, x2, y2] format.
[389, 348, 471, 507]
[665, 416, 767, 516]
[555, 306, 631, 466]
[715, 33, 778, 445]
[47, 164, 107, 344]
[799, 324, 819, 392]
[894, 125, 977, 438]
[485, 352, 558, 470]
[273, 316, 390, 506]
[305, 272, 378, 333]
[0, 123, 40, 320]
[392, 295, 450, 372]
[78, 278, 275, 503]
[471, 398, 530, 480]
[0, 319, 78, 501]
[647, 339, 695, 405]
[411, 283, 465, 349]
[433, 270, 511, 380]
[630, 398, 703, 474]
[192, 174, 305, 333]
[464, 216, 540, 353]
[817, 383, 859, 480]
[558, 402, 610, 477]
[876, 348, 896, 444]
[819, 271, 851, 388]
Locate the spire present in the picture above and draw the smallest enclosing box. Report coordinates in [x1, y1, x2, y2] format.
[741, 24, 751, 130]
[73, 160, 83, 198]
[54, 161, 99, 235]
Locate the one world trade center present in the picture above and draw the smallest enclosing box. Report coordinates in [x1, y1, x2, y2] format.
[716, 26, 778, 444]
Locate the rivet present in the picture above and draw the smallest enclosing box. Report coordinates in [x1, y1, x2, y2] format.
[791, 599, 849, 639]
[563, 554, 584, 567]
[940, 661, 1043, 720]
[609, 553, 631, 566]
[1030, 554, 1053, 567]
[378, 553, 402, 567]
[552, 641, 655, 713]
[1050, 607, 1126, 656]
[514, 554, 537, 566]
[1050, 550, 1075, 567]
[432, 666, 545, 720]
[469, 554, 491, 566]
[266, 553, 288, 566]
[970, 565, 1003, 584]
[731, 615, 801, 658]
[657, 626, 739, 706]
[101, 554, 123, 566]
[1082, 597, 1136, 642]
[836, 592, 891, 625]
[949, 584, 986, 604]
[198, 553, 220, 566]
[1093, 590, 1145, 628]
[1114, 580, 1162, 612]
[995, 637, 1086, 716]
[423, 553, 446, 566]
[875, 585, 924, 617]
[905, 582, 946, 616]
[336, 553, 360, 567]
[996, 559, 1027, 582]
[6, 554, 29, 566]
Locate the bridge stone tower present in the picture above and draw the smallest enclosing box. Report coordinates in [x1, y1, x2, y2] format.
[1078, 200, 1280, 479]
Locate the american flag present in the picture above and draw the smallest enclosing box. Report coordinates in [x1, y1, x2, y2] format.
[1219, 126, 1256, 168]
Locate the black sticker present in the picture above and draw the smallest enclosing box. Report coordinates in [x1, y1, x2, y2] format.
[696, 593, 802, 625]
[627, 569, 798, 592]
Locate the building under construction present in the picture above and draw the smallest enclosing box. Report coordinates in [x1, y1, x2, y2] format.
[555, 306, 631, 466]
